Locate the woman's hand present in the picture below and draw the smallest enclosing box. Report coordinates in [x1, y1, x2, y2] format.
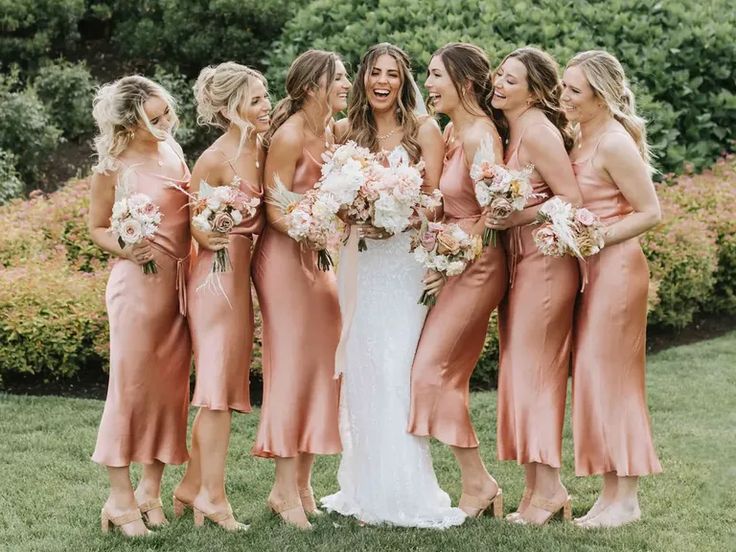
[124, 240, 155, 266]
[200, 231, 230, 251]
[484, 209, 519, 231]
[422, 270, 446, 297]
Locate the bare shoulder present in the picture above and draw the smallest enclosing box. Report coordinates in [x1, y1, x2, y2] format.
[523, 123, 563, 154]
[270, 116, 305, 151]
[598, 130, 639, 161]
[90, 167, 120, 190]
[334, 117, 350, 143]
[417, 116, 442, 141]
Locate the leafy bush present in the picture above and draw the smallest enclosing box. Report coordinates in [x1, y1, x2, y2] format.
[0, 0, 86, 70]
[268, 0, 736, 174]
[654, 156, 736, 315]
[34, 60, 97, 141]
[0, 150, 24, 205]
[111, 0, 308, 76]
[0, 71, 62, 188]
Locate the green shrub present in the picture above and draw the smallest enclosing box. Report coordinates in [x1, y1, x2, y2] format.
[656, 156, 736, 315]
[0, 71, 62, 188]
[641, 199, 719, 328]
[268, 0, 736, 175]
[0, 150, 24, 205]
[111, 0, 308, 76]
[0, 0, 85, 70]
[34, 60, 97, 141]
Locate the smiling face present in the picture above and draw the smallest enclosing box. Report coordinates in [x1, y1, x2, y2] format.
[136, 95, 173, 141]
[491, 56, 532, 112]
[364, 54, 403, 114]
[240, 77, 271, 133]
[325, 60, 351, 114]
[561, 65, 602, 123]
[425, 55, 461, 115]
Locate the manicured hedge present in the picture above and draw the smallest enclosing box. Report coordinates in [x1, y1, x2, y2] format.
[267, 0, 736, 175]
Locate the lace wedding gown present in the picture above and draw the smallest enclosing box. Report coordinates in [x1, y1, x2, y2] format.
[321, 225, 466, 529]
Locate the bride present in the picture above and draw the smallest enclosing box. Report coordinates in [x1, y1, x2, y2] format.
[320, 43, 466, 528]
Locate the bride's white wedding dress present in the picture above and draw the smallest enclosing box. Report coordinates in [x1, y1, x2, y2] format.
[321, 214, 466, 528]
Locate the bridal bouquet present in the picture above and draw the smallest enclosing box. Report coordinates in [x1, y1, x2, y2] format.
[268, 177, 345, 271]
[533, 197, 605, 258]
[191, 178, 261, 272]
[470, 134, 536, 247]
[109, 192, 162, 274]
[410, 219, 483, 307]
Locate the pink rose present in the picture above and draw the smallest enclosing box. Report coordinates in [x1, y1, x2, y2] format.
[120, 218, 143, 245]
[489, 197, 514, 218]
[575, 208, 597, 226]
[420, 230, 437, 251]
[212, 211, 234, 233]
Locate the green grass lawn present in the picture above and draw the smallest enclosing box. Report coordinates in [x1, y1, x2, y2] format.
[1, 333, 735, 552]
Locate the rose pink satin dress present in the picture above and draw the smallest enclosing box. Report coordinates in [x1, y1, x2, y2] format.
[496, 123, 580, 468]
[571, 132, 662, 477]
[188, 150, 265, 413]
[251, 148, 342, 458]
[408, 140, 507, 448]
[92, 142, 192, 467]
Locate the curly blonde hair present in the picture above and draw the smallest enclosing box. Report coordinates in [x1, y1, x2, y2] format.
[91, 75, 178, 174]
[194, 62, 267, 157]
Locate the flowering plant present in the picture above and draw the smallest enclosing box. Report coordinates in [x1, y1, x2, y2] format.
[533, 197, 605, 258]
[409, 218, 483, 307]
[109, 192, 161, 274]
[191, 178, 260, 272]
[470, 133, 536, 246]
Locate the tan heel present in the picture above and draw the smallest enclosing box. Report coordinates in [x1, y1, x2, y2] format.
[299, 487, 322, 516]
[505, 487, 532, 522]
[459, 488, 504, 519]
[100, 507, 148, 536]
[138, 497, 166, 527]
[193, 508, 205, 527]
[193, 503, 248, 532]
[514, 494, 573, 525]
[173, 494, 191, 518]
[267, 497, 312, 530]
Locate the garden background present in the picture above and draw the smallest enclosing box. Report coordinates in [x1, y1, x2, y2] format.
[0, 1, 735, 550]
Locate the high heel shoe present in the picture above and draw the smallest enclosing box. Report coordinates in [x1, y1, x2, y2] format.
[299, 487, 322, 517]
[193, 503, 249, 532]
[505, 487, 532, 522]
[511, 494, 572, 525]
[100, 507, 150, 537]
[459, 488, 504, 519]
[173, 494, 193, 518]
[138, 497, 167, 527]
[267, 497, 312, 530]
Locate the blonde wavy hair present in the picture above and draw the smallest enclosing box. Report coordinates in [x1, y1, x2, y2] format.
[566, 50, 652, 166]
[194, 62, 267, 158]
[346, 43, 421, 163]
[91, 75, 178, 174]
[264, 49, 341, 148]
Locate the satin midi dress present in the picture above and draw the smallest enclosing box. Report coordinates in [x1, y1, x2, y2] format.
[92, 144, 193, 467]
[188, 150, 265, 413]
[251, 148, 342, 458]
[408, 140, 507, 448]
[571, 132, 662, 477]
[496, 123, 580, 468]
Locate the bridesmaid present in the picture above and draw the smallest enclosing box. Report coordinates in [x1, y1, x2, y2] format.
[252, 49, 350, 529]
[561, 50, 662, 528]
[172, 62, 270, 531]
[487, 47, 582, 525]
[408, 42, 507, 518]
[89, 76, 192, 537]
